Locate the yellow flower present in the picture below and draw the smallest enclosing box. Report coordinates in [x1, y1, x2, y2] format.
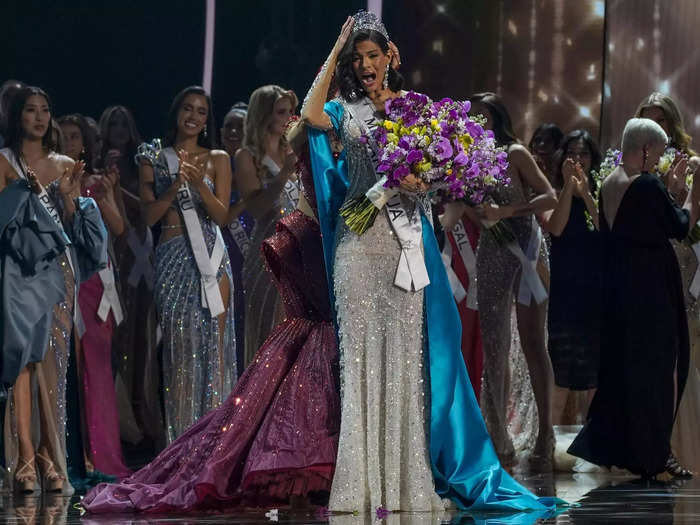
[387, 133, 399, 144]
[417, 160, 432, 172]
[384, 121, 394, 131]
[430, 119, 440, 131]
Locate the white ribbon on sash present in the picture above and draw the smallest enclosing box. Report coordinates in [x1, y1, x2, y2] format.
[447, 219, 479, 309]
[506, 216, 548, 306]
[162, 148, 226, 318]
[440, 238, 467, 303]
[97, 257, 124, 325]
[689, 241, 700, 299]
[127, 227, 155, 289]
[347, 100, 431, 292]
[0, 149, 84, 332]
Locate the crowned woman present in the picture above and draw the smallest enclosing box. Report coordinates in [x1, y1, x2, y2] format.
[301, 10, 561, 513]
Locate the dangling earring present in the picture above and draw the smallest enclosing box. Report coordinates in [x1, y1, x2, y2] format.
[383, 63, 390, 90]
[202, 127, 208, 139]
[642, 147, 648, 170]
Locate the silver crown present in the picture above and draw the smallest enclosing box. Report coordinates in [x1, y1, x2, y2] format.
[352, 10, 389, 40]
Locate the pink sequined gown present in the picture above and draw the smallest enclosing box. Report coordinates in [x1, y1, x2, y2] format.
[77, 183, 131, 478]
[82, 206, 340, 512]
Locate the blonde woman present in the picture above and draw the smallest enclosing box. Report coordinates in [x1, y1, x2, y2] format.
[235, 85, 298, 366]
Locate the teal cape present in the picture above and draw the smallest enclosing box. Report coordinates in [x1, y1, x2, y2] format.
[307, 100, 564, 516]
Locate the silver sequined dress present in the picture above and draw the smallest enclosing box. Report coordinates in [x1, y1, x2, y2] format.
[140, 147, 237, 444]
[327, 98, 443, 512]
[476, 162, 549, 463]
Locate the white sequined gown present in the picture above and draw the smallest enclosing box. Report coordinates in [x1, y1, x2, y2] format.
[328, 97, 443, 513]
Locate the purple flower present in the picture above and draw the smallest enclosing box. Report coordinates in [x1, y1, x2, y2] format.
[406, 149, 423, 164]
[391, 164, 411, 181]
[429, 136, 454, 162]
[376, 506, 391, 519]
[454, 150, 469, 167]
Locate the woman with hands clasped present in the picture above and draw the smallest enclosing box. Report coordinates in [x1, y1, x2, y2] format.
[136, 86, 236, 444]
[58, 113, 131, 479]
[235, 85, 300, 367]
[542, 130, 603, 426]
[0, 87, 108, 494]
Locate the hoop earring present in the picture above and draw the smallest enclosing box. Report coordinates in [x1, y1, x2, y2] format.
[383, 63, 390, 90]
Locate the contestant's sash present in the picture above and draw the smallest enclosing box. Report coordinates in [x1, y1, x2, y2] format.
[261, 154, 300, 209]
[162, 148, 226, 317]
[0, 148, 84, 331]
[506, 215, 548, 306]
[445, 219, 478, 309]
[348, 99, 430, 292]
[127, 227, 155, 289]
[97, 257, 124, 325]
[227, 217, 250, 258]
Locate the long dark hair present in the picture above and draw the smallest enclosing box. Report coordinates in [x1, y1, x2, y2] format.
[5, 86, 56, 164]
[164, 86, 217, 149]
[468, 92, 519, 147]
[97, 105, 141, 169]
[528, 123, 563, 154]
[336, 29, 404, 102]
[553, 129, 602, 191]
[57, 113, 97, 171]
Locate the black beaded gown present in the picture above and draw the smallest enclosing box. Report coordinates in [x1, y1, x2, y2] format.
[548, 196, 602, 390]
[568, 172, 690, 476]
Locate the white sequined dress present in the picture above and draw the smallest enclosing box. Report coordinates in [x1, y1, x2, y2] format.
[327, 97, 443, 513]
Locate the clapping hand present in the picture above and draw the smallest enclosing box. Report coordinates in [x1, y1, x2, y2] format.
[176, 149, 206, 189]
[59, 160, 84, 198]
[667, 155, 689, 198]
[25, 167, 42, 194]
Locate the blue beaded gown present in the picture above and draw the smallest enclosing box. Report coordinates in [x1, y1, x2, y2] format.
[137, 145, 237, 444]
[307, 97, 562, 514]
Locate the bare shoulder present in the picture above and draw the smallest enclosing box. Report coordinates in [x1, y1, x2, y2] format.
[234, 148, 255, 171]
[50, 152, 75, 169]
[209, 149, 230, 162]
[507, 143, 531, 161]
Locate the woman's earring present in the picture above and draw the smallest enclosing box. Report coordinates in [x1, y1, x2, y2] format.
[383, 63, 390, 90]
[642, 148, 648, 170]
[202, 127, 208, 139]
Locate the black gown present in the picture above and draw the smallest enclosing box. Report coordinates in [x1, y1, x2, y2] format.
[548, 196, 602, 390]
[568, 172, 690, 476]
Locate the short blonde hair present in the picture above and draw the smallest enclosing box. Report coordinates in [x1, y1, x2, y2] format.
[621, 117, 668, 154]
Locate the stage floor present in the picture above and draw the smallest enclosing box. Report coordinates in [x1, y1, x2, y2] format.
[1, 472, 698, 523]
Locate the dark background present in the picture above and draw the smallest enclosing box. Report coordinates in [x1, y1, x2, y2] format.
[3, 1, 700, 150]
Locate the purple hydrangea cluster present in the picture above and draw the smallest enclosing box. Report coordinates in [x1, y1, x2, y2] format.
[369, 91, 510, 203]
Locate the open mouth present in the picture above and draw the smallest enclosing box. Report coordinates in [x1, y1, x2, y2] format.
[360, 72, 377, 88]
[184, 121, 199, 130]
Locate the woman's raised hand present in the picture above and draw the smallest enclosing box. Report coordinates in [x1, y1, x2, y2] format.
[333, 16, 355, 54]
[388, 41, 401, 70]
[667, 155, 689, 197]
[562, 158, 578, 188]
[59, 160, 84, 197]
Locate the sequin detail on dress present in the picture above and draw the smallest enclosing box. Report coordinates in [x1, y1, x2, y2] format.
[142, 147, 237, 444]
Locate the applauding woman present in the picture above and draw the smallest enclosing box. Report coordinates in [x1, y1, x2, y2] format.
[0, 87, 107, 493]
[137, 86, 236, 444]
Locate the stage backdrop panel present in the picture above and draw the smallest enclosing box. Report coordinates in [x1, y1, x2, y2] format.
[383, 0, 605, 144]
[600, 0, 700, 150]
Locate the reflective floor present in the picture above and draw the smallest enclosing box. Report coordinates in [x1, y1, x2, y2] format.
[2, 472, 699, 524]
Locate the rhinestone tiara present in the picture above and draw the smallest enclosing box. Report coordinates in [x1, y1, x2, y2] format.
[352, 10, 389, 40]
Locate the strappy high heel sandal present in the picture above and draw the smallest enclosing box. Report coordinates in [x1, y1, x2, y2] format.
[36, 451, 64, 492]
[665, 454, 694, 480]
[14, 456, 37, 493]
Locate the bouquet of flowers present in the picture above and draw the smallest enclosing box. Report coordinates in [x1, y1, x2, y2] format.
[582, 148, 621, 231]
[339, 91, 510, 234]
